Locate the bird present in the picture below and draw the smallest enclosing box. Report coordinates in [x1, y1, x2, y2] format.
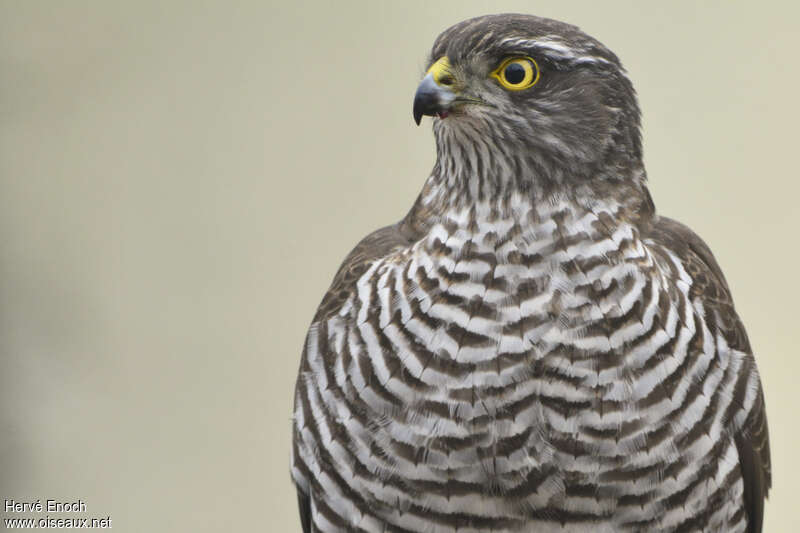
[291, 13, 771, 532]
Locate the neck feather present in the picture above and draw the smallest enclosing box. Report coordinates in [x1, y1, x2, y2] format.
[404, 127, 653, 235]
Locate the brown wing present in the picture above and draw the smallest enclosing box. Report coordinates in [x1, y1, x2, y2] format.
[313, 222, 417, 322]
[296, 221, 417, 531]
[296, 490, 311, 533]
[646, 216, 771, 533]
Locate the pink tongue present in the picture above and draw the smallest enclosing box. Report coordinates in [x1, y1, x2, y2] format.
[438, 111, 449, 119]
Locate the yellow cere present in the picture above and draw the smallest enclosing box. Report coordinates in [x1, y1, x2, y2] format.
[426, 56, 455, 86]
[492, 57, 540, 91]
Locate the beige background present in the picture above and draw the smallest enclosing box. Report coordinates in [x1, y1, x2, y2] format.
[1, 1, 797, 531]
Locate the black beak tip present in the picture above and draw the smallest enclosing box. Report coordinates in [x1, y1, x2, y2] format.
[413, 76, 445, 126]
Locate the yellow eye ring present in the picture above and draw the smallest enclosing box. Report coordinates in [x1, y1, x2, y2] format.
[491, 57, 540, 91]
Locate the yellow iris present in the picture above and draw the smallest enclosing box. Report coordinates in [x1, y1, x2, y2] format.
[492, 57, 540, 91]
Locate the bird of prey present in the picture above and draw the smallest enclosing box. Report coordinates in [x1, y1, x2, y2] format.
[292, 14, 770, 532]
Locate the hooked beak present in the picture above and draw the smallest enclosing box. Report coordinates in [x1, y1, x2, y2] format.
[413, 73, 456, 125]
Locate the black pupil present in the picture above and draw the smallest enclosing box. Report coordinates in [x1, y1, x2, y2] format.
[504, 62, 526, 84]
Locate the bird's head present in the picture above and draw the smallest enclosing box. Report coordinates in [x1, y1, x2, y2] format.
[413, 14, 644, 192]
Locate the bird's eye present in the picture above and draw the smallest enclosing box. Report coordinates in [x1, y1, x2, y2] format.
[492, 57, 539, 91]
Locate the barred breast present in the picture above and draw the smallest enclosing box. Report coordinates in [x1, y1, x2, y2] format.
[292, 195, 760, 532]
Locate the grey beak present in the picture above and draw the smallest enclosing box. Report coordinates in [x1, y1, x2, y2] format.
[413, 74, 454, 125]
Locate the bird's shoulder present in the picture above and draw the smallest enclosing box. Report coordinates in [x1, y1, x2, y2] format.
[644, 215, 735, 314]
[643, 214, 771, 533]
[313, 222, 417, 323]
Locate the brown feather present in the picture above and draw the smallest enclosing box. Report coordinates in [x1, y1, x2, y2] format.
[645, 215, 771, 532]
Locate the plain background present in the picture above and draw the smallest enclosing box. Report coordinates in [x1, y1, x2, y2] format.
[1, 1, 797, 531]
